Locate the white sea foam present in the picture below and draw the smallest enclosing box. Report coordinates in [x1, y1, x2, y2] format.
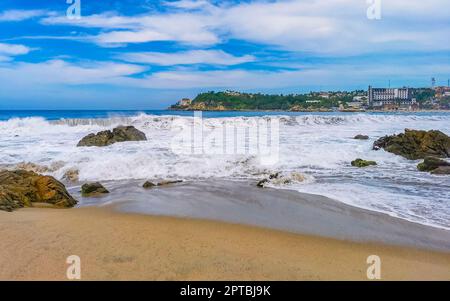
[1, 113, 449, 229]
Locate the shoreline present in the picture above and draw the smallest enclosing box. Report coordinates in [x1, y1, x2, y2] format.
[66, 180, 450, 252]
[1, 206, 449, 280]
[167, 108, 450, 113]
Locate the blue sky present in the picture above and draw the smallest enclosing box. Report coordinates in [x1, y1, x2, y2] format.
[0, 0, 449, 109]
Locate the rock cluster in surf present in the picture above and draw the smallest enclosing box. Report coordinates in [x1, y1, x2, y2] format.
[257, 172, 309, 188]
[77, 125, 147, 147]
[417, 157, 450, 174]
[373, 129, 450, 160]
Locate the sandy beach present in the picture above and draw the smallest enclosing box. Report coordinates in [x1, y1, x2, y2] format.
[1, 205, 449, 281]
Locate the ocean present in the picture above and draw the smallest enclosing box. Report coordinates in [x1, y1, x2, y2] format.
[1, 110, 449, 229]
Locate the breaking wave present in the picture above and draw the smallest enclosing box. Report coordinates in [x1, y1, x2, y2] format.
[1, 112, 450, 229]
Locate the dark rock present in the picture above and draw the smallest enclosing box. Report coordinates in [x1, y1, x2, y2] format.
[143, 181, 156, 188]
[77, 125, 147, 147]
[354, 134, 369, 140]
[257, 179, 269, 187]
[430, 166, 450, 175]
[351, 158, 377, 168]
[417, 157, 450, 172]
[257, 173, 280, 187]
[257, 172, 309, 187]
[0, 170, 77, 211]
[373, 129, 450, 160]
[81, 182, 109, 196]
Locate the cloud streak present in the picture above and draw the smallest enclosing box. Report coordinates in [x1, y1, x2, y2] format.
[0, 9, 51, 22]
[118, 50, 255, 66]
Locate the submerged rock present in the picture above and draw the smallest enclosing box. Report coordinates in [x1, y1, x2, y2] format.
[257, 172, 310, 188]
[77, 125, 147, 147]
[354, 134, 369, 140]
[351, 158, 377, 168]
[373, 129, 450, 160]
[14, 161, 65, 173]
[256, 179, 269, 188]
[142, 181, 156, 188]
[417, 157, 450, 172]
[143, 180, 183, 189]
[0, 170, 77, 212]
[157, 180, 183, 186]
[81, 182, 109, 196]
[62, 168, 79, 182]
[430, 166, 450, 175]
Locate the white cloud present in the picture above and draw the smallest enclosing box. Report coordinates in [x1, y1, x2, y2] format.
[118, 50, 255, 66]
[0, 55, 12, 62]
[41, 12, 219, 46]
[0, 43, 33, 62]
[163, 0, 215, 10]
[36, 0, 450, 53]
[0, 9, 50, 22]
[0, 60, 146, 86]
[0, 43, 31, 55]
[1, 57, 450, 94]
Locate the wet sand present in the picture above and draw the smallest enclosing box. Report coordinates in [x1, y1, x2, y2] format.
[0, 206, 449, 280]
[71, 180, 450, 252]
[1, 180, 450, 280]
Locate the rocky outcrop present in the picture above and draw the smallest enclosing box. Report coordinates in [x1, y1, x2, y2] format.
[354, 134, 369, 140]
[417, 157, 450, 172]
[373, 129, 450, 160]
[0, 170, 77, 212]
[351, 159, 377, 168]
[77, 126, 147, 147]
[81, 182, 109, 196]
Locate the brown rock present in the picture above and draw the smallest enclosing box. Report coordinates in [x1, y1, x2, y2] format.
[430, 166, 450, 175]
[417, 157, 450, 172]
[77, 125, 147, 147]
[81, 182, 109, 196]
[0, 170, 77, 211]
[143, 181, 156, 188]
[373, 129, 450, 160]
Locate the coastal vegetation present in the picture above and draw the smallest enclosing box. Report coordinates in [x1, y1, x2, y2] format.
[169, 90, 364, 111]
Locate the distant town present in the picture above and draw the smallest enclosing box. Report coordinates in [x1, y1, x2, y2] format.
[170, 83, 450, 112]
